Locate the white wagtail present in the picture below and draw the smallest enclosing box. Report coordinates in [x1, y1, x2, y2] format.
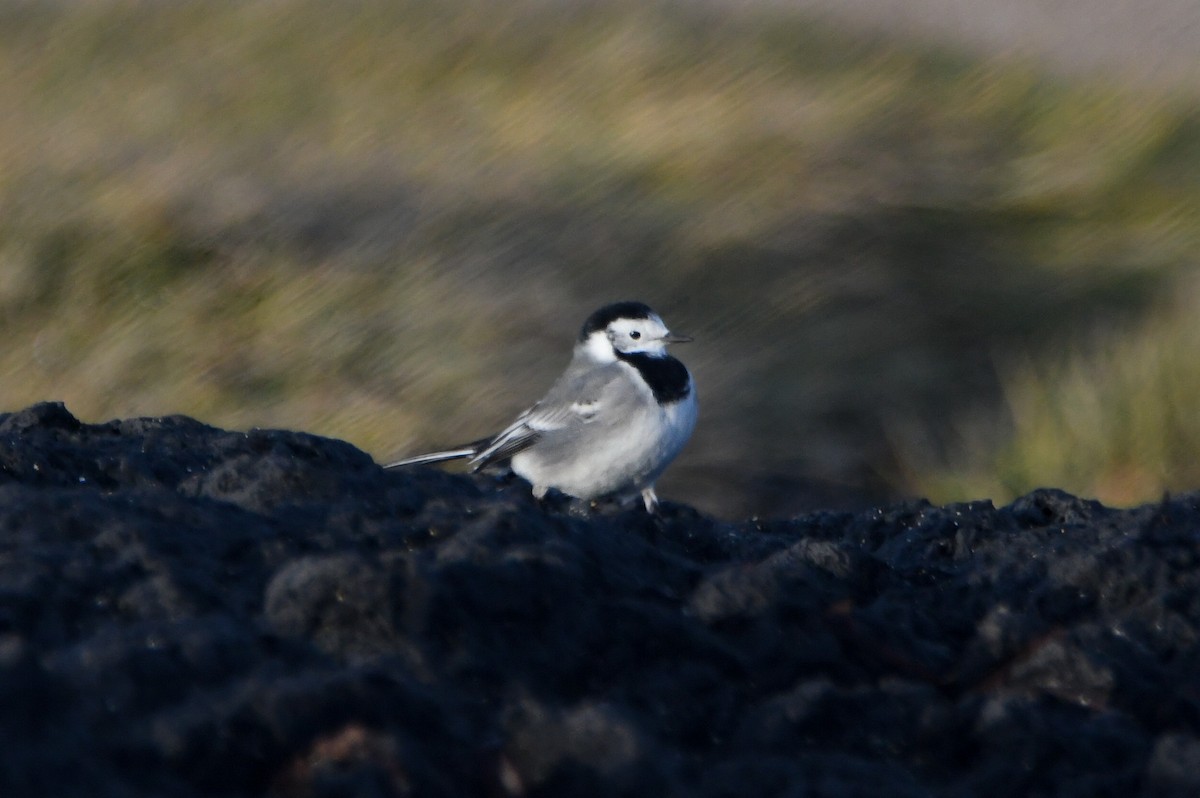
[385, 301, 696, 513]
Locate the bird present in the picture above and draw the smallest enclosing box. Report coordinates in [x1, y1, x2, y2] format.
[384, 301, 696, 513]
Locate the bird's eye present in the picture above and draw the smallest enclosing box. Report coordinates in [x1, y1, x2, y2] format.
[629, 331, 641, 339]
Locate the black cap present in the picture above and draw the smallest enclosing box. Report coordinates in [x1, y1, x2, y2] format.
[577, 302, 657, 341]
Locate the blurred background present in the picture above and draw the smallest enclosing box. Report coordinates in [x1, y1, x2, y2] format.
[1, 0, 1198, 518]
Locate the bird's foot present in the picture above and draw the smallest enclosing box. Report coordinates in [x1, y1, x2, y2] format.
[641, 487, 660, 514]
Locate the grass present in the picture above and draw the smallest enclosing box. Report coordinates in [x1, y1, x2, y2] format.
[0, 0, 1198, 515]
[908, 280, 1200, 504]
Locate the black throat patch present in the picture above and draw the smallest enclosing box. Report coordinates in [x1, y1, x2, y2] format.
[617, 352, 691, 404]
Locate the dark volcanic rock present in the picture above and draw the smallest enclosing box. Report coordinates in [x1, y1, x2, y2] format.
[2, 402, 1200, 797]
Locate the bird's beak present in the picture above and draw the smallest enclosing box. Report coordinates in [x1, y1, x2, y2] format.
[663, 333, 693, 344]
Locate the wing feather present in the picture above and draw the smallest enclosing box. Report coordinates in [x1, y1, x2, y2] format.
[469, 363, 625, 470]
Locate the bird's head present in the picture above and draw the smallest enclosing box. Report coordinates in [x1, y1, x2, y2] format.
[577, 301, 692, 362]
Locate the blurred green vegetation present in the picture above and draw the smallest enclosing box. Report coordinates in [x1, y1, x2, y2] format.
[1, 0, 1198, 516]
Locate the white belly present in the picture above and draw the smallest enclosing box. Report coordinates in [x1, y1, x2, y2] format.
[512, 390, 697, 501]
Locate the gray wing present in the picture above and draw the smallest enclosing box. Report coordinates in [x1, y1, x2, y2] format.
[469, 361, 633, 471]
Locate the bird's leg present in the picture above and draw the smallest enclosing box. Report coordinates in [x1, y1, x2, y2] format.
[641, 486, 660, 514]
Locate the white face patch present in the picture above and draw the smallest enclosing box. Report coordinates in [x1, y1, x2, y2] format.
[607, 315, 671, 356]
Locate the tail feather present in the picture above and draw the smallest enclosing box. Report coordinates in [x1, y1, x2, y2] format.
[383, 436, 494, 469]
[383, 447, 477, 469]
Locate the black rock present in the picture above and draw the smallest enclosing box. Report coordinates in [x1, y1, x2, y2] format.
[1, 402, 1199, 797]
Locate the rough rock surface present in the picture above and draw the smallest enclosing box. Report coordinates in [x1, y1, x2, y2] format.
[2, 402, 1199, 797]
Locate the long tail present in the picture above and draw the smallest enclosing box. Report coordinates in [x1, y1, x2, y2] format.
[382, 436, 493, 470]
